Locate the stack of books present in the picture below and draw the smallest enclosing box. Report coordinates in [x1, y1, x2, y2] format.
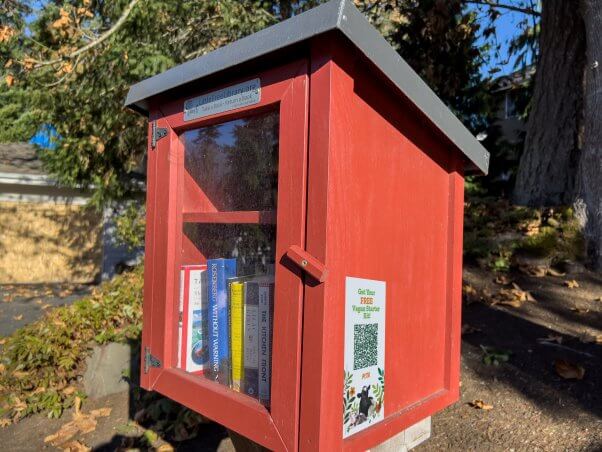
[178, 259, 274, 407]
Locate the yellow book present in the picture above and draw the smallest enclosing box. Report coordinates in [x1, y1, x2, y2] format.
[230, 281, 244, 391]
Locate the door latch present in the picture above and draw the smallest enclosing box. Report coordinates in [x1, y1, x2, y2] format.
[286, 245, 328, 283]
[151, 121, 168, 149]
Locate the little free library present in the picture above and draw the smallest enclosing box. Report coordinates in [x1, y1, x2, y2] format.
[125, 0, 490, 450]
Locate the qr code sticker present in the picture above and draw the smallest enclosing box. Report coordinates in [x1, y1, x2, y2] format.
[353, 323, 378, 370]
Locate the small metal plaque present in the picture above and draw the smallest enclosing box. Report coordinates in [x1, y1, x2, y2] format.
[184, 78, 261, 121]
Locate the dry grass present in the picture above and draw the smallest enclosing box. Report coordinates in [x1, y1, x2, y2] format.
[0, 201, 102, 283]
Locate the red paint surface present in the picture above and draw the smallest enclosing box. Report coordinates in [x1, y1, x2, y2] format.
[142, 38, 466, 451]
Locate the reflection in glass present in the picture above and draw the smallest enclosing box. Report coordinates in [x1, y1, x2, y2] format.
[177, 111, 279, 407]
[183, 111, 279, 211]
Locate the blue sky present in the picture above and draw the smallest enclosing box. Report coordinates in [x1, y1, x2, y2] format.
[23, 1, 535, 79]
[471, 4, 538, 78]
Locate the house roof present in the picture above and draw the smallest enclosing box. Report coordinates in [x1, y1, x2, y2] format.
[125, 0, 490, 174]
[491, 66, 535, 93]
[0, 143, 45, 175]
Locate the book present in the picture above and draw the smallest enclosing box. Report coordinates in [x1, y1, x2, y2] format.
[179, 265, 208, 373]
[243, 280, 260, 398]
[207, 258, 237, 385]
[258, 278, 274, 406]
[229, 280, 244, 392]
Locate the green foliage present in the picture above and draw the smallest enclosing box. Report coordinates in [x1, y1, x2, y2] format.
[1, 0, 491, 211]
[520, 226, 558, 257]
[115, 201, 146, 251]
[387, 0, 490, 133]
[517, 210, 585, 262]
[0, 267, 143, 422]
[480, 345, 511, 366]
[0, 87, 41, 143]
[464, 195, 585, 270]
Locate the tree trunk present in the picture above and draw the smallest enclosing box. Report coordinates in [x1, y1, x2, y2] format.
[575, 0, 602, 269]
[513, 0, 585, 206]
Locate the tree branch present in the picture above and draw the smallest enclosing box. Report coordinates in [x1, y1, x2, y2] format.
[32, 0, 140, 69]
[465, 0, 540, 16]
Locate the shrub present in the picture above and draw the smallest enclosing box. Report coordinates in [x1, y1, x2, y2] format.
[0, 267, 143, 422]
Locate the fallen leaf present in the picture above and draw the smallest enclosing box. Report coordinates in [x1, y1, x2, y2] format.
[35, 299, 43, 305]
[530, 266, 547, 277]
[0, 338, 6, 345]
[4, 74, 14, 87]
[12, 397, 26, 412]
[554, 359, 585, 380]
[497, 298, 522, 308]
[462, 284, 479, 304]
[12, 315, 22, 321]
[0, 364, 4, 373]
[73, 415, 96, 435]
[565, 279, 580, 289]
[41, 304, 52, 310]
[62, 386, 77, 395]
[537, 334, 563, 344]
[0, 418, 11, 427]
[157, 445, 175, 452]
[547, 268, 566, 277]
[44, 421, 79, 445]
[494, 275, 510, 285]
[518, 264, 546, 277]
[73, 396, 82, 417]
[30, 386, 46, 395]
[12, 370, 29, 379]
[578, 332, 602, 344]
[90, 407, 111, 418]
[61, 440, 90, 452]
[469, 399, 493, 410]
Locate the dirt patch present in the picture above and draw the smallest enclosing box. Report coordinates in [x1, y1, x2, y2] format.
[419, 263, 602, 451]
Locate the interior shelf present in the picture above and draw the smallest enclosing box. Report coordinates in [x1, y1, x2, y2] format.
[183, 210, 277, 224]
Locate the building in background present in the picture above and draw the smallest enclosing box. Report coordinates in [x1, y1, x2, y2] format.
[0, 143, 140, 284]
[490, 66, 535, 146]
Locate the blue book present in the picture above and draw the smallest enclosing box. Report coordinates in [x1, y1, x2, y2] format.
[207, 258, 237, 385]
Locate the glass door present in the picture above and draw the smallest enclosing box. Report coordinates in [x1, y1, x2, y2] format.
[178, 111, 279, 403]
[142, 60, 309, 451]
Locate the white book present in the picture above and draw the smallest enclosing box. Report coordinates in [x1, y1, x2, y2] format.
[181, 265, 208, 373]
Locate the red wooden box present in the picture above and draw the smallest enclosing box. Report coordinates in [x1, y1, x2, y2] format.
[126, 1, 489, 450]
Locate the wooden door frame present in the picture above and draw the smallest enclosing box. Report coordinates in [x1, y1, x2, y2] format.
[142, 59, 309, 451]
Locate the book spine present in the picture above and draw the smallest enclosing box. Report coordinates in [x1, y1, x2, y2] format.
[230, 282, 244, 392]
[243, 281, 260, 398]
[207, 259, 237, 385]
[186, 267, 208, 373]
[178, 268, 185, 369]
[258, 281, 274, 406]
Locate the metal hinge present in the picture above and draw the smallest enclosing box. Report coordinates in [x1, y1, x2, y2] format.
[151, 121, 168, 149]
[144, 347, 161, 373]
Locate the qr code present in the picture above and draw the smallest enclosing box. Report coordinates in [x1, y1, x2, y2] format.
[353, 323, 378, 370]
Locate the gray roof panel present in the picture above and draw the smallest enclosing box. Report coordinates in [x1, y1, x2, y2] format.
[125, 0, 489, 174]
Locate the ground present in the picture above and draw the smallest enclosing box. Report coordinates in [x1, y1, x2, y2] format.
[0, 283, 92, 337]
[0, 261, 600, 451]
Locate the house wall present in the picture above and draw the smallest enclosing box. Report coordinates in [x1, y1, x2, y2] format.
[0, 200, 102, 283]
